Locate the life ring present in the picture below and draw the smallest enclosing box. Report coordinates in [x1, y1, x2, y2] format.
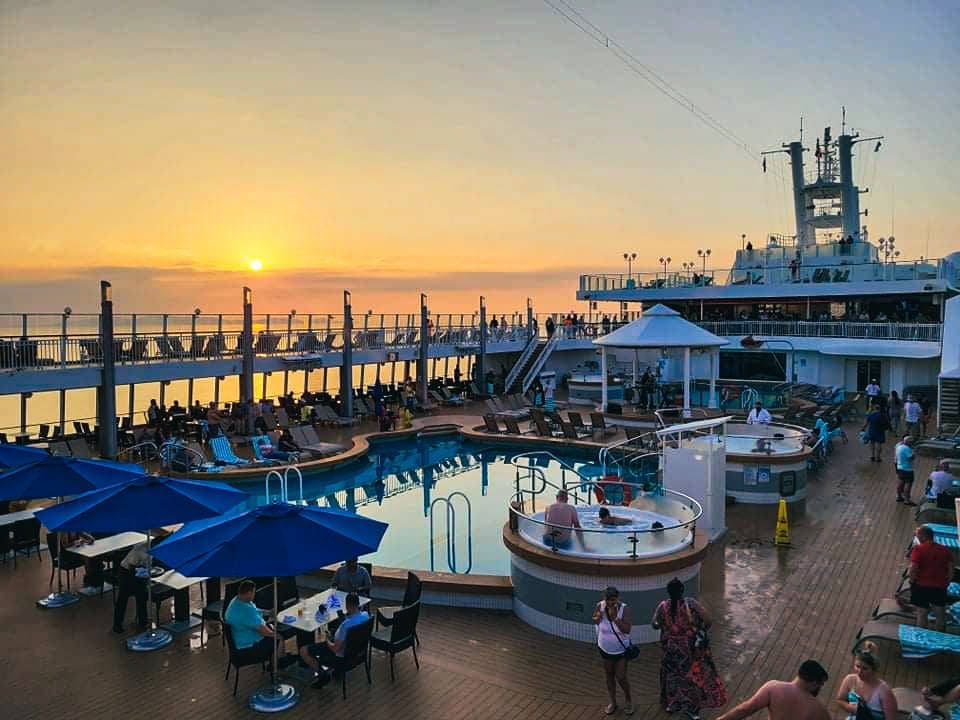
[597, 475, 633, 506]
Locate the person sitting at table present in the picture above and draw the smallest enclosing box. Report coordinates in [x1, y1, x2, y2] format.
[926, 460, 959, 500]
[331, 557, 371, 596]
[58, 530, 100, 587]
[112, 540, 151, 634]
[299, 592, 369, 689]
[224, 579, 277, 663]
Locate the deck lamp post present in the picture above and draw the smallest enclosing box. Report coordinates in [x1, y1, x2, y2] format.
[658, 256, 672, 279]
[698, 248, 712, 274]
[623, 252, 637, 276]
[741, 335, 798, 385]
[681, 262, 694, 282]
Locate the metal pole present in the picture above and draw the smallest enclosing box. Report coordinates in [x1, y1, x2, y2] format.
[340, 292, 353, 419]
[99, 281, 118, 458]
[241, 287, 255, 434]
[526, 298, 534, 340]
[479, 297, 487, 395]
[418, 294, 429, 403]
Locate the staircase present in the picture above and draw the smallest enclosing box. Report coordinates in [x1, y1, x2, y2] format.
[940, 377, 960, 430]
[504, 333, 561, 394]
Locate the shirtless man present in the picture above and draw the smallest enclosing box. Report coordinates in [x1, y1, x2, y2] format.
[716, 660, 830, 720]
[543, 490, 580, 547]
[598, 507, 631, 526]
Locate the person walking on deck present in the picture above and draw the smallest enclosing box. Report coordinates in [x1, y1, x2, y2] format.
[652, 578, 726, 719]
[895, 435, 916, 504]
[862, 402, 889, 463]
[904, 395, 922, 438]
[716, 659, 829, 720]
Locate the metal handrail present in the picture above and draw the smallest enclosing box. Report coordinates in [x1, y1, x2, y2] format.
[118, 441, 159, 464]
[428, 491, 473, 574]
[157, 441, 204, 469]
[504, 333, 539, 391]
[598, 431, 659, 476]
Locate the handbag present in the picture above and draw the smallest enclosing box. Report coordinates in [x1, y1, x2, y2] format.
[606, 609, 640, 661]
[685, 600, 710, 651]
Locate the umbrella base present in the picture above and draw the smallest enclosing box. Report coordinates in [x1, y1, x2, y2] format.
[36, 591, 81, 609]
[126, 628, 173, 652]
[249, 683, 299, 713]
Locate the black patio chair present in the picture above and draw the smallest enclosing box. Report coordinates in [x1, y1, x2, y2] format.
[48, 535, 85, 590]
[369, 602, 421, 681]
[376, 571, 422, 646]
[12, 518, 42, 567]
[330, 617, 374, 699]
[223, 624, 269, 696]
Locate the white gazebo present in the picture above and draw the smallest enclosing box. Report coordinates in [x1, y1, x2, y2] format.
[594, 304, 729, 415]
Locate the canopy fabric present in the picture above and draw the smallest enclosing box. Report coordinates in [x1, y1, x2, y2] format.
[150, 502, 388, 578]
[36, 475, 247, 532]
[0, 445, 49, 470]
[594, 304, 728, 349]
[0, 455, 145, 501]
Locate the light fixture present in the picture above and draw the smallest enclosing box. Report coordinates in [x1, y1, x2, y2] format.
[63, 307, 72, 316]
[194, 308, 202, 316]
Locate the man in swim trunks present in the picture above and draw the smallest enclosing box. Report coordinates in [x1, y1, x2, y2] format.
[598, 507, 631, 526]
[715, 659, 830, 720]
[543, 489, 580, 547]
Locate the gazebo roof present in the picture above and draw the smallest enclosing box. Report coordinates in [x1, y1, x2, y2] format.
[593, 304, 729, 349]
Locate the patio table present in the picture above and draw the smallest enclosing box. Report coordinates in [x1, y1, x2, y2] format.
[153, 570, 209, 633]
[0, 508, 36, 527]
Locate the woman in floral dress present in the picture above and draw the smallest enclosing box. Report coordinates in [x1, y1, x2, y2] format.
[652, 578, 727, 719]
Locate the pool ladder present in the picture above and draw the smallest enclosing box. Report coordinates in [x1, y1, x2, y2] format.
[429, 491, 473, 574]
[264, 465, 305, 505]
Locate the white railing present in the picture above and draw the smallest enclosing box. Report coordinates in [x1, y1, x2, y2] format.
[698, 320, 941, 342]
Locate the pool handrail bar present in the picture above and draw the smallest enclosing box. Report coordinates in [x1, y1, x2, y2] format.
[119, 440, 159, 465]
[429, 491, 473, 574]
[264, 464, 305, 505]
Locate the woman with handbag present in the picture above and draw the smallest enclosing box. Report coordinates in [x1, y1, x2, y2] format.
[652, 578, 727, 720]
[593, 586, 635, 716]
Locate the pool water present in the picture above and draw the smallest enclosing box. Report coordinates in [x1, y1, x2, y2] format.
[234, 434, 602, 576]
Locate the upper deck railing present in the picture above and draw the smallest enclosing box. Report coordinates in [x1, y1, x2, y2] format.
[0, 310, 943, 374]
[579, 256, 953, 294]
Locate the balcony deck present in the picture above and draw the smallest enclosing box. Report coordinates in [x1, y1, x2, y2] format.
[2, 422, 959, 719]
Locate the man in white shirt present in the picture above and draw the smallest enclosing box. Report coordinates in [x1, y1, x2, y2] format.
[747, 402, 772, 425]
[865, 379, 881, 400]
[113, 541, 149, 633]
[904, 395, 922, 438]
[927, 461, 959, 499]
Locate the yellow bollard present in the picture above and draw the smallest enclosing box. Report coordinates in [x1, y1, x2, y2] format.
[775, 498, 791, 547]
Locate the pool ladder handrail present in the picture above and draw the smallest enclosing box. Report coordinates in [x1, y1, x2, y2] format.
[119, 440, 159, 465]
[264, 465, 305, 505]
[428, 491, 473, 574]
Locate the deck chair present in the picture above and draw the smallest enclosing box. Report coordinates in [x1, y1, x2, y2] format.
[201, 334, 228, 357]
[67, 438, 93, 458]
[567, 412, 592, 434]
[291, 426, 345, 457]
[294, 333, 320, 352]
[209, 435, 250, 466]
[249, 436, 283, 466]
[276, 407, 292, 428]
[559, 420, 589, 440]
[590, 413, 618, 438]
[48, 440, 70, 457]
[260, 412, 278, 431]
[482, 414, 503, 434]
[534, 418, 562, 438]
[504, 417, 534, 436]
[166, 336, 188, 357]
[317, 405, 356, 427]
[872, 598, 960, 629]
[855, 621, 960, 659]
[253, 334, 281, 354]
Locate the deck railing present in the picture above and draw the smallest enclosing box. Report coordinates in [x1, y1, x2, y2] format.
[0, 314, 943, 373]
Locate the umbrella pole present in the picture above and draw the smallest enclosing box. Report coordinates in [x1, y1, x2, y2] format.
[37, 496, 80, 609]
[248, 575, 298, 712]
[125, 529, 172, 651]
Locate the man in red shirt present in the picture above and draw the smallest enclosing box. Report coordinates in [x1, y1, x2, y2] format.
[910, 525, 955, 631]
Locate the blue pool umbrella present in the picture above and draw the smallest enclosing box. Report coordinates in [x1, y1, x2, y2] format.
[0, 444, 48, 470]
[37, 475, 247, 651]
[151, 502, 388, 712]
[0, 456, 147, 609]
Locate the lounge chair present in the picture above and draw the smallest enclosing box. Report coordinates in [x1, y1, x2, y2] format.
[276, 407, 292, 428]
[482, 414, 503, 434]
[291, 426, 345, 457]
[590, 413, 618, 438]
[316, 405, 356, 427]
[293, 333, 320, 352]
[872, 598, 960, 629]
[504, 417, 534, 436]
[534, 418, 562, 438]
[559, 420, 589, 440]
[209, 435, 250, 466]
[567, 412, 592, 434]
[854, 621, 960, 659]
[67, 438, 93, 458]
[253, 333, 282, 354]
[48, 440, 71, 457]
[79, 339, 102, 363]
[248, 436, 284, 465]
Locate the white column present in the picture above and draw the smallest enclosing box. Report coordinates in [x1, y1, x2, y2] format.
[601, 346, 608, 411]
[632, 350, 638, 387]
[682, 346, 691, 417]
[709, 348, 718, 408]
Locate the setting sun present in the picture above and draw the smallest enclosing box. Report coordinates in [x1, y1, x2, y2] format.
[249, 259, 263, 272]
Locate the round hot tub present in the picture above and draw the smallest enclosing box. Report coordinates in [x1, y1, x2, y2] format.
[505, 488, 706, 644]
[720, 422, 810, 506]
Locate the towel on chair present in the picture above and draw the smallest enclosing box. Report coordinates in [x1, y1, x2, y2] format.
[898, 625, 960, 659]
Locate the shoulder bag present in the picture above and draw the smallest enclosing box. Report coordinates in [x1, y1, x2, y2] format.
[607, 608, 640, 661]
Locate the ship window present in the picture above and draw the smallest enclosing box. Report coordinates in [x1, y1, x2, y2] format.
[719, 351, 787, 382]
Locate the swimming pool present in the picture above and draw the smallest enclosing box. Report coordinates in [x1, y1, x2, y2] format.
[232, 434, 603, 576]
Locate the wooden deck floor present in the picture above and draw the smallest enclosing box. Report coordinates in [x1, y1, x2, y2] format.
[2, 423, 959, 719]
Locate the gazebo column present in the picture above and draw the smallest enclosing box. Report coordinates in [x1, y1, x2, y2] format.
[682, 346, 691, 417]
[709, 348, 718, 409]
[600, 346, 608, 411]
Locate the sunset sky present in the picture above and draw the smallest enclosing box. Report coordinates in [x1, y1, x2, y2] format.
[2, 0, 957, 314]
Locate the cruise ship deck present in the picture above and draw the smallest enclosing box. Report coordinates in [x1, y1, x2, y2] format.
[3, 408, 958, 719]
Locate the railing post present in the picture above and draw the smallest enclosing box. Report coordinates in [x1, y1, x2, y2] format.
[60, 310, 69, 369]
[98, 281, 118, 459]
